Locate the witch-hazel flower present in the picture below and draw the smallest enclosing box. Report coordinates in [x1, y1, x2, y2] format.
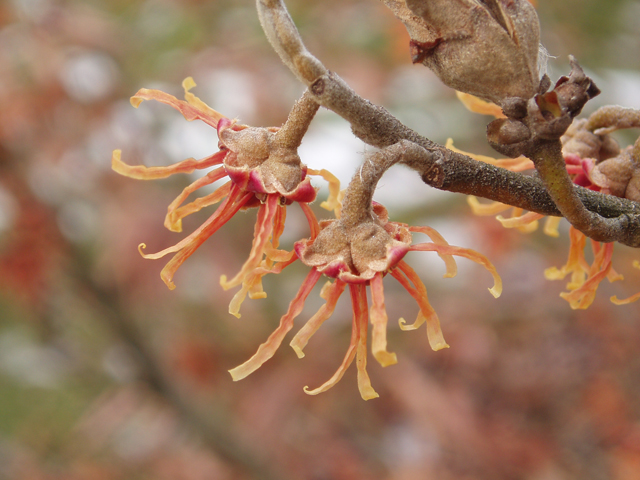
[229, 141, 502, 400]
[112, 78, 339, 316]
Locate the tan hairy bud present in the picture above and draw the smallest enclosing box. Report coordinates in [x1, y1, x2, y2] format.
[381, 0, 541, 105]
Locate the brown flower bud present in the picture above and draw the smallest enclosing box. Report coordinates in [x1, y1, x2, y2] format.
[590, 148, 636, 199]
[561, 118, 621, 162]
[381, 0, 541, 105]
[625, 169, 640, 203]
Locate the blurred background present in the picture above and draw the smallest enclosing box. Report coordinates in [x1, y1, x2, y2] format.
[1, 0, 640, 478]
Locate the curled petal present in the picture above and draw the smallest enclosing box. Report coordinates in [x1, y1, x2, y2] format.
[262, 203, 292, 262]
[270, 201, 287, 250]
[467, 196, 512, 216]
[141, 185, 252, 289]
[264, 245, 295, 263]
[229, 268, 322, 381]
[446, 139, 534, 171]
[299, 202, 320, 239]
[496, 210, 543, 233]
[291, 279, 346, 358]
[544, 227, 589, 282]
[391, 262, 449, 351]
[181, 77, 230, 126]
[611, 262, 640, 304]
[409, 225, 457, 278]
[167, 181, 232, 233]
[409, 244, 502, 298]
[140, 185, 243, 261]
[611, 293, 640, 305]
[227, 249, 299, 317]
[352, 285, 379, 400]
[303, 282, 357, 396]
[543, 216, 561, 238]
[112, 149, 225, 180]
[165, 169, 229, 232]
[220, 194, 280, 291]
[546, 229, 624, 309]
[369, 273, 398, 367]
[228, 273, 267, 319]
[607, 266, 624, 284]
[131, 77, 228, 129]
[456, 92, 505, 118]
[308, 168, 342, 215]
[560, 251, 612, 309]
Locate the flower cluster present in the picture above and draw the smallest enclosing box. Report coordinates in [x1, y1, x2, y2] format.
[457, 93, 640, 309]
[113, 79, 501, 399]
[112, 78, 337, 317]
[284, 202, 501, 399]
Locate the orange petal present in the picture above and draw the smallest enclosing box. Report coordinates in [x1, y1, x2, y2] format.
[352, 284, 379, 400]
[456, 92, 505, 118]
[229, 268, 322, 381]
[270, 203, 287, 250]
[496, 211, 543, 232]
[165, 169, 229, 232]
[560, 263, 610, 309]
[227, 272, 267, 319]
[308, 168, 342, 214]
[543, 216, 561, 238]
[261, 205, 290, 264]
[409, 225, 457, 278]
[112, 149, 225, 180]
[303, 282, 356, 396]
[131, 80, 225, 129]
[290, 279, 346, 358]
[228, 250, 298, 317]
[544, 227, 589, 282]
[560, 240, 614, 309]
[146, 186, 251, 289]
[391, 262, 449, 351]
[181, 77, 230, 127]
[299, 202, 320, 239]
[467, 196, 512, 216]
[611, 292, 640, 305]
[166, 181, 232, 233]
[446, 138, 534, 172]
[369, 273, 398, 367]
[410, 243, 502, 298]
[220, 194, 280, 290]
[140, 185, 242, 260]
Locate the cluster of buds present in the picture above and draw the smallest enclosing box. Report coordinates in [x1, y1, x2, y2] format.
[486, 58, 601, 159]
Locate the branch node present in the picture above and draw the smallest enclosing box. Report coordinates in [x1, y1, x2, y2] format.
[310, 77, 325, 96]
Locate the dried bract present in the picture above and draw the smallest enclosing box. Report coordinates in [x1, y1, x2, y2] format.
[381, 0, 541, 105]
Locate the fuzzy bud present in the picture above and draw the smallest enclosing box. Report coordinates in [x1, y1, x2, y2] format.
[589, 147, 640, 201]
[381, 0, 541, 105]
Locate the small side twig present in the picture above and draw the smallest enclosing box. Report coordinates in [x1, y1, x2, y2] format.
[274, 90, 320, 149]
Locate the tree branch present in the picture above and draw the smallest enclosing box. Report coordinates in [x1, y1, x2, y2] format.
[256, 0, 640, 247]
